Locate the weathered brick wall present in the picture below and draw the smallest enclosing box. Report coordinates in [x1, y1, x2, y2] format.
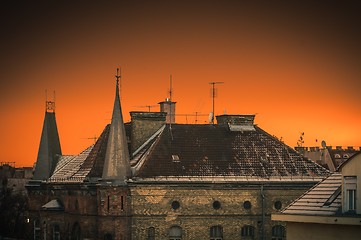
[130, 112, 166, 152]
[130, 184, 310, 239]
[97, 186, 131, 239]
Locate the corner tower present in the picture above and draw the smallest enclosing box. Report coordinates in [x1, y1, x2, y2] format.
[33, 96, 62, 180]
[102, 68, 131, 183]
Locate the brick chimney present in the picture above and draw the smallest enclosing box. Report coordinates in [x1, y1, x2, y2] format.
[158, 98, 176, 124]
[130, 111, 167, 152]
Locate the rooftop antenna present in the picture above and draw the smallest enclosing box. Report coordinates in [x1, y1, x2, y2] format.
[169, 74, 173, 102]
[82, 135, 97, 144]
[45, 90, 56, 113]
[169, 74, 173, 140]
[135, 105, 157, 112]
[209, 82, 224, 124]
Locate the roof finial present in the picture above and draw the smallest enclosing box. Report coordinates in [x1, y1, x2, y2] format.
[45, 90, 56, 113]
[116, 67, 121, 92]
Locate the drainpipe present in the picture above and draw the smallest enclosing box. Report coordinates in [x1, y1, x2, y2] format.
[260, 185, 265, 240]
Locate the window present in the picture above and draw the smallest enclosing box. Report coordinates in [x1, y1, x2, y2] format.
[147, 227, 155, 240]
[171, 200, 180, 210]
[172, 155, 180, 162]
[243, 201, 251, 210]
[271, 225, 285, 240]
[169, 226, 182, 240]
[120, 196, 124, 211]
[53, 225, 60, 240]
[213, 200, 221, 210]
[34, 220, 41, 240]
[274, 201, 282, 210]
[210, 225, 223, 240]
[241, 225, 254, 239]
[344, 176, 357, 212]
[104, 233, 113, 240]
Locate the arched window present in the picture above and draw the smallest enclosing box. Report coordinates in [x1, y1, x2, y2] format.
[210, 225, 223, 240]
[169, 226, 182, 240]
[271, 225, 285, 240]
[241, 225, 254, 239]
[53, 224, 60, 240]
[148, 227, 155, 240]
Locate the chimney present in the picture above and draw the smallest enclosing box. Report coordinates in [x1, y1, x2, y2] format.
[130, 111, 166, 152]
[158, 98, 176, 124]
[336, 146, 342, 150]
[347, 146, 354, 151]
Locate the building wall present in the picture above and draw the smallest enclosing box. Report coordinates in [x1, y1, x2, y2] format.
[130, 183, 310, 239]
[286, 222, 361, 240]
[341, 153, 361, 214]
[27, 184, 131, 240]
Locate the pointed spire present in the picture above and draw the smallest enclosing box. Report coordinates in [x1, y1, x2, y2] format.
[102, 68, 131, 183]
[33, 97, 62, 180]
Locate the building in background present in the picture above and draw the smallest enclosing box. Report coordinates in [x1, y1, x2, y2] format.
[272, 152, 361, 240]
[26, 70, 330, 240]
[0, 163, 33, 238]
[295, 145, 360, 172]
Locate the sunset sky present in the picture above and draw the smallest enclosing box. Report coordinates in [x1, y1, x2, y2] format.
[1, 1, 360, 167]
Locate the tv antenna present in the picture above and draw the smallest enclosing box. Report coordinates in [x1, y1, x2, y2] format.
[209, 82, 224, 124]
[82, 135, 97, 144]
[135, 105, 157, 112]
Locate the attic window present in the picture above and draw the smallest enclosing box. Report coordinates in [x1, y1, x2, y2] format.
[335, 154, 341, 159]
[172, 155, 180, 162]
[323, 186, 341, 207]
[343, 154, 349, 159]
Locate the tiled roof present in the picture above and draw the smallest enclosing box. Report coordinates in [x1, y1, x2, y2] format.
[49, 145, 94, 182]
[135, 124, 329, 178]
[42, 199, 64, 210]
[48, 123, 329, 183]
[282, 173, 342, 216]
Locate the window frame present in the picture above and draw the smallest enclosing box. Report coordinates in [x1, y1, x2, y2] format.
[169, 225, 182, 240]
[344, 176, 357, 212]
[210, 225, 223, 240]
[241, 225, 255, 239]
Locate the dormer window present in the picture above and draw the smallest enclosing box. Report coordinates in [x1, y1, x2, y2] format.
[335, 154, 341, 159]
[172, 155, 180, 162]
[344, 176, 357, 212]
[343, 154, 349, 159]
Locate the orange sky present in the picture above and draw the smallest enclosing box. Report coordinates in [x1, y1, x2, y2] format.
[1, 1, 360, 167]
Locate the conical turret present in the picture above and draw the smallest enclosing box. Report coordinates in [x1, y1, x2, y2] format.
[33, 98, 62, 180]
[102, 68, 131, 183]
